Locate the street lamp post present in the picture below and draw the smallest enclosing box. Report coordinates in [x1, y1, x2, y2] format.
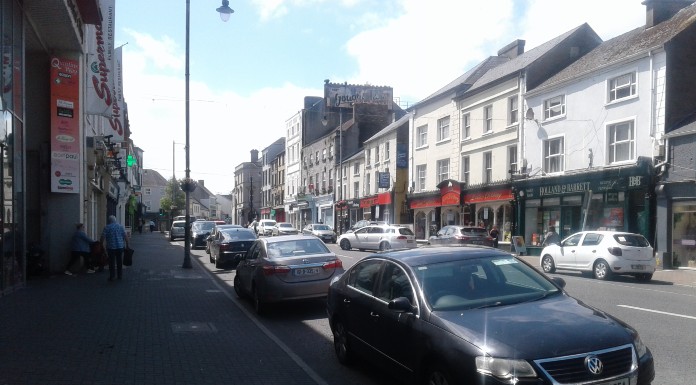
[182, 0, 234, 269]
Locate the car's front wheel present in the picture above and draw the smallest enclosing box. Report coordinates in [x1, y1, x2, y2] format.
[340, 239, 351, 250]
[593, 259, 612, 280]
[541, 255, 556, 273]
[332, 319, 353, 365]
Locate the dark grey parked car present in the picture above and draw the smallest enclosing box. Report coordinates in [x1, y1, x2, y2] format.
[327, 246, 655, 385]
[209, 227, 257, 269]
[428, 225, 495, 247]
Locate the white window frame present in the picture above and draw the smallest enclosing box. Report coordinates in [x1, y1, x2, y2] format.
[353, 181, 359, 198]
[366, 148, 372, 168]
[543, 95, 566, 120]
[483, 152, 492, 183]
[416, 125, 428, 148]
[365, 173, 371, 195]
[508, 95, 518, 125]
[437, 116, 450, 142]
[608, 120, 635, 164]
[462, 112, 471, 139]
[353, 162, 360, 176]
[436, 159, 450, 184]
[461, 155, 470, 186]
[608, 72, 637, 103]
[384, 141, 390, 160]
[508, 145, 518, 175]
[374, 145, 380, 163]
[543, 137, 565, 173]
[484, 105, 493, 133]
[416, 164, 426, 191]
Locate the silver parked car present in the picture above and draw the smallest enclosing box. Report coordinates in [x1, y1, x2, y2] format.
[234, 235, 344, 314]
[337, 224, 416, 251]
[169, 220, 186, 241]
[302, 223, 336, 243]
[271, 222, 298, 236]
[540, 230, 656, 281]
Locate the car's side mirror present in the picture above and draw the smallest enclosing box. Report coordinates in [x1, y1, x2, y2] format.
[388, 296, 415, 313]
[551, 277, 566, 289]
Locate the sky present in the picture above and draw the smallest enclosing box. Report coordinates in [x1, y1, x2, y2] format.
[115, 0, 648, 195]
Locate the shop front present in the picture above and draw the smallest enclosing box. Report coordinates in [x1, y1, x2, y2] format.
[359, 195, 377, 222]
[409, 193, 440, 241]
[464, 187, 514, 245]
[375, 192, 393, 224]
[512, 160, 653, 255]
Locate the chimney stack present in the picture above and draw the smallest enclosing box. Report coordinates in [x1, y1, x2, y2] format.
[497, 39, 526, 59]
[643, 0, 694, 28]
[250, 149, 259, 163]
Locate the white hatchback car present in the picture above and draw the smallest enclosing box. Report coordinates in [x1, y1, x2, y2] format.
[539, 231, 655, 281]
[338, 224, 417, 251]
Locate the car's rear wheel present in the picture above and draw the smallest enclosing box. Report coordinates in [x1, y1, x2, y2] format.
[379, 241, 391, 251]
[593, 259, 612, 280]
[214, 254, 223, 269]
[209, 252, 214, 264]
[332, 319, 353, 365]
[541, 255, 556, 273]
[233, 274, 245, 298]
[424, 363, 452, 385]
[340, 239, 351, 250]
[635, 273, 653, 282]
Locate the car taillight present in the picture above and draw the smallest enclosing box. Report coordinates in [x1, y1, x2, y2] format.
[219, 243, 230, 251]
[608, 247, 623, 256]
[396, 235, 407, 240]
[323, 259, 343, 270]
[262, 265, 291, 276]
[455, 235, 470, 241]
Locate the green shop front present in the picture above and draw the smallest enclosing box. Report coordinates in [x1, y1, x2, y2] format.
[512, 160, 654, 256]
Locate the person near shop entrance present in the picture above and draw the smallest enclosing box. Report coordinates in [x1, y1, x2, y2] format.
[542, 226, 560, 246]
[101, 215, 130, 282]
[65, 223, 96, 275]
[489, 225, 500, 248]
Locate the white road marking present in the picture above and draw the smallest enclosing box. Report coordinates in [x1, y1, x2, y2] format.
[618, 305, 696, 320]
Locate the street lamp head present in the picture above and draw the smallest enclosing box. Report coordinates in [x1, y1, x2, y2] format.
[217, 0, 234, 22]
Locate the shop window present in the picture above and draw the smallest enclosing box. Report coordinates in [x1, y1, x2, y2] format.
[671, 205, 696, 268]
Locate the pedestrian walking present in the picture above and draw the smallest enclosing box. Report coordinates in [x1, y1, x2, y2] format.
[65, 223, 96, 275]
[101, 215, 130, 282]
[489, 225, 500, 249]
[149, 219, 155, 233]
[542, 226, 560, 246]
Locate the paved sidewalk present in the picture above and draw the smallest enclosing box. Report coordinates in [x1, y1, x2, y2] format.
[0, 232, 317, 385]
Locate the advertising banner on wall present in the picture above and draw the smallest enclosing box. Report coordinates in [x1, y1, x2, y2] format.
[50, 56, 80, 193]
[324, 82, 393, 110]
[85, 0, 115, 117]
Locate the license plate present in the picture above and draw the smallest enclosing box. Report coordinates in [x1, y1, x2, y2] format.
[293, 267, 320, 276]
[631, 264, 645, 270]
[471, 241, 483, 245]
[597, 378, 628, 385]
[407, 240, 414, 243]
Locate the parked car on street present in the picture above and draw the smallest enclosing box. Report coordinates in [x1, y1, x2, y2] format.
[326, 246, 655, 385]
[234, 235, 344, 314]
[190, 221, 216, 249]
[205, 224, 243, 254]
[540, 230, 656, 281]
[256, 219, 277, 236]
[302, 223, 336, 243]
[338, 224, 416, 251]
[428, 225, 495, 247]
[169, 220, 186, 241]
[271, 222, 298, 236]
[209, 227, 257, 269]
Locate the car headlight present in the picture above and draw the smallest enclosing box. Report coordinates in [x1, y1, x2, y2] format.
[476, 356, 536, 382]
[634, 334, 648, 358]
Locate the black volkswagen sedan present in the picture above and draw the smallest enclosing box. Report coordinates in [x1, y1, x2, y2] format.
[326, 246, 654, 385]
[209, 227, 256, 269]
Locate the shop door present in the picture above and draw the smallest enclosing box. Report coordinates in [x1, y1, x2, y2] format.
[561, 206, 582, 239]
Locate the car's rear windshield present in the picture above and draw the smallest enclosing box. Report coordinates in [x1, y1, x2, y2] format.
[613, 234, 650, 247]
[262, 221, 277, 226]
[314, 225, 331, 230]
[193, 222, 215, 230]
[267, 239, 331, 258]
[278, 223, 293, 228]
[172, 222, 185, 228]
[460, 228, 488, 235]
[398, 227, 415, 235]
[222, 229, 256, 240]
